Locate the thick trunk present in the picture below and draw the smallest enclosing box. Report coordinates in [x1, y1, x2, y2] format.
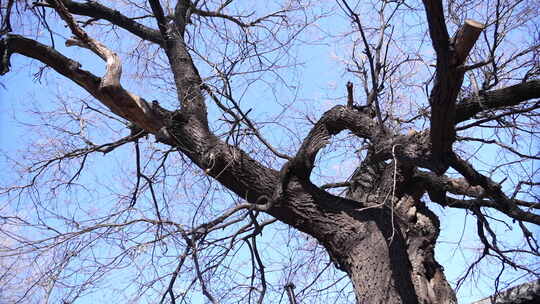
[343, 217, 418, 303]
[320, 162, 457, 304]
[332, 194, 456, 303]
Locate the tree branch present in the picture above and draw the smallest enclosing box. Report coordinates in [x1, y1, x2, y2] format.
[455, 79, 540, 124]
[147, 0, 208, 124]
[287, 105, 379, 181]
[203, 85, 291, 160]
[421, 0, 450, 57]
[340, 0, 386, 132]
[38, 0, 163, 45]
[424, 12, 484, 173]
[48, 0, 122, 90]
[415, 170, 485, 198]
[1, 34, 163, 133]
[453, 20, 485, 64]
[189, 5, 287, 28]
[438, 197, 539, 211]
[448, 153, 540, 225]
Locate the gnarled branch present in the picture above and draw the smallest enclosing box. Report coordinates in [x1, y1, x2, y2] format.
[1, 34, 163, 133]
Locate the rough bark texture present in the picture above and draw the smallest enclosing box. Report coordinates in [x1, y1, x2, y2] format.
[335, 162, 457, 303]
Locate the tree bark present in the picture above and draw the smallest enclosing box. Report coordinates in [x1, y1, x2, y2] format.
[330, 164, 457, 303]
[471, 280, 540, 304]
[340, 206, 456, 304]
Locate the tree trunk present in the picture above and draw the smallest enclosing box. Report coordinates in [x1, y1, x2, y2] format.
[323, 194, 456, 303]
[317, 162, 457, 303]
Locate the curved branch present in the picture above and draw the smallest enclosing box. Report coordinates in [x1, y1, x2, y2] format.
[287, 105, 378, 180]
[49, 0, 121, 90]
[1, 34, 163, 133]
[251, 104, 380, 210]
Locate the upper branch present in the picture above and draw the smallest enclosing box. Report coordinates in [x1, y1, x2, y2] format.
[40, 0, 163, 45]
[421, 0, 450, 57]
[189, 6, 286, 28]
[422, 0, 484, 174]
[147, 0, 208, 123]
[339, 0, 386, 131]
[455, 79, 540, 123]
[147, 0, 169, 36]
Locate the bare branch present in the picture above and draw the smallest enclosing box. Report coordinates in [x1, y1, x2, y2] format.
[1, 34, 163, 133]
[448, 153, 540, 225]
[422, 0, 484, 173]
[36, 0, 163, 45]
[455, 79, 540, 124]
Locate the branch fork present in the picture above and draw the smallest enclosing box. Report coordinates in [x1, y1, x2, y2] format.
[422, 0, 485, 174]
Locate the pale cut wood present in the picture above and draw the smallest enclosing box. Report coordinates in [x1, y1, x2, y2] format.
[454, 19, 485, 65]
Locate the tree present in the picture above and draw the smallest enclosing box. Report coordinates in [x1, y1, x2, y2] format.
[1, 0, 539, 303]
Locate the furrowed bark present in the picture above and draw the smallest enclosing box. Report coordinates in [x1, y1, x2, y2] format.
[342, 163, 456, 303]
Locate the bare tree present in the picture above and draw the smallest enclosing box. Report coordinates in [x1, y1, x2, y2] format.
[1, 0, 539, 303]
